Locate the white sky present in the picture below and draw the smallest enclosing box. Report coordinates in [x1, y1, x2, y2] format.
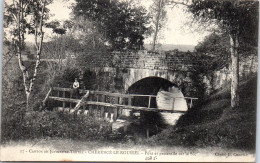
[31, 0, 209, 46]
[146, 5, 209, 45]
[48, 0, 73, 21]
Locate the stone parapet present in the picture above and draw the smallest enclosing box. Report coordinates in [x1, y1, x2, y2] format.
[78, 51, 200, 71]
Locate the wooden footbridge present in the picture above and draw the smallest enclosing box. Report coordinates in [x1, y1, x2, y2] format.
[43, 87, 198, 121]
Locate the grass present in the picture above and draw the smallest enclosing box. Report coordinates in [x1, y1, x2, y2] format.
[147, 76, 257, 151]
[1, 110, 113, 143]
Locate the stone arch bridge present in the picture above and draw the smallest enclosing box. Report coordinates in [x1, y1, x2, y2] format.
[46, 51, 204, 126]
[77, 51, 203, 98]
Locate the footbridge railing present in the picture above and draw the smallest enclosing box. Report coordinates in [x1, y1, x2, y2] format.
[43, 87, 198, 121]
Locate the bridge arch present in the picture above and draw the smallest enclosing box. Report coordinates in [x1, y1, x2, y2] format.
[127, 76, 177, 108]
[126, 76, 188, 127]
[124, 69, 168, 91]
[123, 68, 191, 95]
[127, 77, 178, 94]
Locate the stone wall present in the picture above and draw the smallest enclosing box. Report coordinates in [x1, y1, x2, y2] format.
[78, 51, 200, 71]
[203, 55, 258, 94]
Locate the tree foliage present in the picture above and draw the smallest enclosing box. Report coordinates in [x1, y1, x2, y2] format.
[73, 0, 151, 50]
[4, 0, 65, 108]
[188, 1, 258, 44]
[66, 17, 108, 52]
[187, 0, 258, 108]
[195, 32, 230, 72]
[4, 0, 66, 51]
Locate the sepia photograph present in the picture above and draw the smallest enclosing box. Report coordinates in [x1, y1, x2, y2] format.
[0, 0, 258, 162]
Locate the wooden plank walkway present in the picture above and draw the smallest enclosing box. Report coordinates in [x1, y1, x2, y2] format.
[44, 87, 198, 120]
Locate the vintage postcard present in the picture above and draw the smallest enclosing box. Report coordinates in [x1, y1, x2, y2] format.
[0, 0, 258, 162]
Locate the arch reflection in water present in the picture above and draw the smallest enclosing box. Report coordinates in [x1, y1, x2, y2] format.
[128, 77, 187, 125]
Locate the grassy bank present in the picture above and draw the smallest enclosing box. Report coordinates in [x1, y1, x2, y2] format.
[147, 76, 257, 150]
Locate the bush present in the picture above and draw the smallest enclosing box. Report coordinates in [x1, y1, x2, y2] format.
[1, 110, 112, 142]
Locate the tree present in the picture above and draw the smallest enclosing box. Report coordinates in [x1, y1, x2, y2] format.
[67, 17, 108, 51]
[187, 1, 258, 108]
[4, 0, 52, 108]
[150, 0, 168, 51]
[192, 32, 230, 94]
[73, 0, 151, 50]
[195, 32, 230, 70]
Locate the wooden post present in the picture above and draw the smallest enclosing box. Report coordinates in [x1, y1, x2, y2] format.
[113, 96, 119, 121]
[88, 94, 93, 116]
[93, 94, 98, 117]
[82, 104, 86, 116]
[119, 97, 123, 105]
[148, 96, 151, 108]
[146, 128, 149, 138]
[110, 113, 114, 122]
[57, 85, 60, 107]
[113, 108, 118, 121]
[57, 84, 60, 97]
[96, 94, 99, 102]
[128, 97, 132, 106]
[100, 95, 105, 118]
[104, 95, 108, 120]
[70, 90, 72, 109]
[105, 112, 108, 120]
[62, 91, 65, 108]
[118, 97, 123, 116]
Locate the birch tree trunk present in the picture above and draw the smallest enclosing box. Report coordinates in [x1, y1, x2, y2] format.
[230, 34, 239, 108]
[15, 0, 46, 109]
[17, 48, 30, 108]
[152, 14, 160, 51]
[152, 0, 165, 51]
